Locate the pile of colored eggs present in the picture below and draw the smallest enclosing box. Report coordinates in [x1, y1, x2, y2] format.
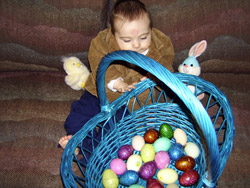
[102, 123, 201, 188]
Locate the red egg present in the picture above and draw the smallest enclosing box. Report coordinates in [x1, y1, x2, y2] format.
[175, 156, 195, 171]
[144, 129, 159, 144]
[147, 178, 164, 188]
[179, 169, 200, 187]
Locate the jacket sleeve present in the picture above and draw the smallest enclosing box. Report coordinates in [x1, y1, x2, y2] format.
[86, 34, 128, 96]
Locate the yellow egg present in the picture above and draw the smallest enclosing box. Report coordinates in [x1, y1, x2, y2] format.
[132, 135, 145, 151]
[140, 144, 155, 163]
[174, 128, 187, 146]
[157, 168, 178, 184]
[127, 154, 143, 172]
[184, 142, 200, 159]
[102, 169, 119, 188]
[166, 183, 179, 188]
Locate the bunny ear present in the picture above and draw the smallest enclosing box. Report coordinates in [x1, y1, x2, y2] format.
[189, 40, 207, 58]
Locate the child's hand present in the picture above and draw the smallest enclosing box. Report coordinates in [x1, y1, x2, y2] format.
[114, 79, 136, 93]
[140, 76, 148, 81]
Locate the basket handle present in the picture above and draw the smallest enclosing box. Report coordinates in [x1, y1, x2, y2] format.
[96, 50, 219, 186]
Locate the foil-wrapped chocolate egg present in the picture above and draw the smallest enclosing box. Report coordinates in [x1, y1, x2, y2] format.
[179, 169, 200, 187]
[159, 123, 173, 139]
[144, 129, 159, 144]
[118, 145, 134, 160]
[168, 143, 184, 161]
[147, 178, 164, 188]
[175, 156, 195, 171]
[119, 170, 139, 187]
[138, 161, 157, 180]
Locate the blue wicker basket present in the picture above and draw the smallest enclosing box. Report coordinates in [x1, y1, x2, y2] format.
[60, 51, 235, 188]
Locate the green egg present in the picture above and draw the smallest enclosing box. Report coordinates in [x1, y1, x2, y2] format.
[129, 184, 144, 188]
[160, 123, 173, 139]
[153, 137, 171, 153]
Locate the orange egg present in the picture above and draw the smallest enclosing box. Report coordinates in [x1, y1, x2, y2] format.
[144, 129, 159, 144]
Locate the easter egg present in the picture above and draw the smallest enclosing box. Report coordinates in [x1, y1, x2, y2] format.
[173, 128, 187, 146]
[102, 169, 119, 188]
[118, 145, 134, 160]
[166, 183, 179, 188]
[129, 184, 144, 188]
[127, 154, 143, 172]
[132, 135, 145, 151]
[138, 161, 157, 180]
[175, 156, 195, 171]
[110, 158, 126, 175]
[184, 142, 200, 159]
[119, 170, 139, 187]
[153, 137, 171, 153]
[157, 168, 178, 184]
[128, 184, 144, 188]
[141, 144, 155, 163]
[159, 123, 173, 139]
[179, 169, 200, 187]
[147, 178, 164, 188]
[168, 143, 184, 161]
[154, 151, 170, 169]
[144, 129, 159, 144]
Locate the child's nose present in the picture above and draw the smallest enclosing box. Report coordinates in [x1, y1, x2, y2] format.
[132, 40, 140, 49]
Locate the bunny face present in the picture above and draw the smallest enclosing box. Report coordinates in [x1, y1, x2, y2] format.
[178, 56, 201, 76]
[178, 40, 207, 77]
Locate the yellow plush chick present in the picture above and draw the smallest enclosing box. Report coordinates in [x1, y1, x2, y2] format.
[62, 56, 90, 90]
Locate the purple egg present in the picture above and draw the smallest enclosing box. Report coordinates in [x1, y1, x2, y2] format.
[138, 161, 157, 180]
[168, 143, 184, 161]
[118, 145, 134, 160]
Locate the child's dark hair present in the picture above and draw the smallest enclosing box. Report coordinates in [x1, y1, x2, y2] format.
[110, 0, 153, 34]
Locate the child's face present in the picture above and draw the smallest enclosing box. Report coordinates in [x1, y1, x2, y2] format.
[114, 14, 151, 54]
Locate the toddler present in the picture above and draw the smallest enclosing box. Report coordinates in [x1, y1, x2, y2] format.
[59, 0, 174, 152]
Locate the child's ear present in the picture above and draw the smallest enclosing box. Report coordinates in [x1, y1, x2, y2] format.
[189, 40, 207, 58]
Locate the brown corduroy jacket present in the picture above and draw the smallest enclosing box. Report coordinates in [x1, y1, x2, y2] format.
[85, 27, 174, 103]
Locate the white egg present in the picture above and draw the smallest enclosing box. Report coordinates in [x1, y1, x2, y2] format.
[174, 128, 187, 146]
[132, 135, 145, 151]
[157, 168, 178, 184]
[127, 154, 142, 172]
[184, 142, 200, 159]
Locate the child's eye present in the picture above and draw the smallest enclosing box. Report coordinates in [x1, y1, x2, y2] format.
[141, 37, 147, 40]
[123, 40, 131, 43]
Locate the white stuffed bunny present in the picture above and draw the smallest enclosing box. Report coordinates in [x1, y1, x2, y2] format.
[62, 57, 90, 90]
[178, 40, 207, 100]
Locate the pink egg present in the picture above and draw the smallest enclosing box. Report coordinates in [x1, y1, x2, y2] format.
[155, 151, 170, 169]
[110, 158, 126, 175]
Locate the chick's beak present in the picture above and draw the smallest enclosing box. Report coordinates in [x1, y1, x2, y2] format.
[77, 62, 81, 67]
